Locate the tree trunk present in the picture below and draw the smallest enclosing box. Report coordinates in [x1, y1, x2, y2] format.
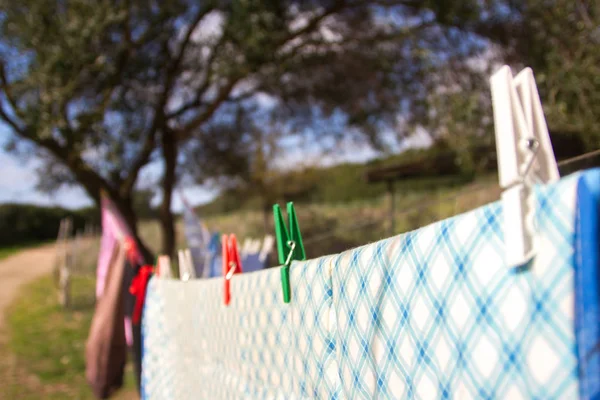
[160, 130, 177, 258]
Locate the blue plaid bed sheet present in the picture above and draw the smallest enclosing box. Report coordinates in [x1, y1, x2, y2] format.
[142, 170, 600, 399]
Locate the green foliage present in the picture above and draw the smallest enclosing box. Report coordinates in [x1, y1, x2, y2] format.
[521, 0, 600, 149]
[455, 0, 600, 150]
[0, 204, 98, 247]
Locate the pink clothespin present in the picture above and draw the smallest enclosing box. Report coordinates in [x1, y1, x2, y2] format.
[222, 234, 242, 306]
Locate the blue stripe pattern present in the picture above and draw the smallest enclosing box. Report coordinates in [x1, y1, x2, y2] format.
[575, 170, 600, 400]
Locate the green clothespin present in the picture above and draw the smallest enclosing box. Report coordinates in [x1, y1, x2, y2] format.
[273, 202, 306, 303]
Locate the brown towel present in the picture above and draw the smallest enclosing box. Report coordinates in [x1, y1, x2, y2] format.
[85, 243, 127, 399]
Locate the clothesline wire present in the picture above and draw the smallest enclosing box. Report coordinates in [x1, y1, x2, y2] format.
[557, 148, 600, 167]
[303, 148, 600, 245]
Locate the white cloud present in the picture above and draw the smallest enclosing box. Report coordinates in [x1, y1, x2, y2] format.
[0, 152, 92, 209]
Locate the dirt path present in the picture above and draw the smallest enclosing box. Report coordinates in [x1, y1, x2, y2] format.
[0, 244, 138, 399]
[0, 244, 59, 398]
[0, 243, 57, 330]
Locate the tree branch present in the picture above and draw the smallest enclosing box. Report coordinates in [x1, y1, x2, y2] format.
[119, 6, 212, 197]
[121, 6, 217, 194]
[175, 76, 241, 139]
[166, 3, 348, 127]
[169, 0, 428, 138]
[1, 115, 113, 205]
[0, 62, 26, 125]
[169, 6, 215, 76]
[166, 33, 226, 120]
[277, 1, 348, 47]
[0, 66, 116, 205]
[0, 102, 24, 135]
[120, 129, 157, 196]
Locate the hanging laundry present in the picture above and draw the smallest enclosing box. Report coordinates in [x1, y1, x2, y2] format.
[94, 191, 145, 394]
[142, 253, 337, 399]
[180, 191, 212, 278]
[97, 193, 142, 297]
[141, 170, 600, 399]
[328, 171, 598, 399]
[97, 194, 140, 346]
[86, 243, 128, 399]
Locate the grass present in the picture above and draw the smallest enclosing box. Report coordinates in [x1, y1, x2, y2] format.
[4, 275, 138, 399]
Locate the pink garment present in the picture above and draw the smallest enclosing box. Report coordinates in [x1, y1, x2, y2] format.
[124, 316, 133, 346]
[96, 194, 139, 346]
[96, 228, 116, 298]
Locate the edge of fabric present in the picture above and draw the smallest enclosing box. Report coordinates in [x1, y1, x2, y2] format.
[576, 168, 600, 400]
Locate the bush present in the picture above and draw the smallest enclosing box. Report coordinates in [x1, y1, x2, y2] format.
[0, 204, 99, 247]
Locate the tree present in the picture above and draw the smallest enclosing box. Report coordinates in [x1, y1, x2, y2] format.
[503, 0, 600, 149]
[423, 0, 600, 155]
[0, 0, 496, 257]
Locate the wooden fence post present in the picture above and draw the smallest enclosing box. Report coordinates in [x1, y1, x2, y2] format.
[58, 218, 72, 309]
[387, 180, 396, 236]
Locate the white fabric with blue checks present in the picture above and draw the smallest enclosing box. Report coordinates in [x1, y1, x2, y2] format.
[142, 170, 599, 399]
[142, 255, 339, 399]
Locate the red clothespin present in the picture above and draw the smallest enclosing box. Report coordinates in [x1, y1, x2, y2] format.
[222, 234, 242, 306]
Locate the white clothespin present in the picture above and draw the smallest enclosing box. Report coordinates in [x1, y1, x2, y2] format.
[241, 238, 252, 258]
[490, 66, 560, 268]
[157, 255, 172, 279]
[259, 235, 274, 263]
[184, 248, 196, 279]
[178, 249, 195, 281]
[248, 239, 259, 254]
[178, 250, 188, 280]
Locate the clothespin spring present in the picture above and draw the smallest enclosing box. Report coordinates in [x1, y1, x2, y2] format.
[520, 138, 541, 184]
[223, 234, 242, 306]
[280, 240, 296, 304]
[284, 241, 296, 266]
[225, 261, 237, 280]
[505, 138, 541, 190]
